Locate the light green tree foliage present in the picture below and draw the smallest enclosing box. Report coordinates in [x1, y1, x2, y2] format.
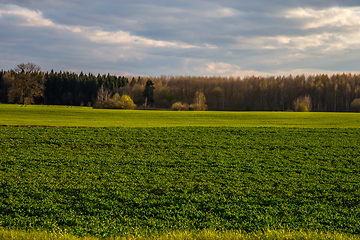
[94, 93, 136, 109]
[294, 95, 312, 112]
[295, 103, 308, 112]
[192, 91, 207, 111]
[118, 94, 136, 109]
[112, 92, 121, 102]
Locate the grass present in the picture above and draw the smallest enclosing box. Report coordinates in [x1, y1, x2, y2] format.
[0, 104, 360, 127]
[1, 127, 360, 238]
[1, 228, 360, 240]
[1, 104, 360, 239]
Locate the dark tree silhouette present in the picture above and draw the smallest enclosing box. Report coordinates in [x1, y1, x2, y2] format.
[6, 63, 45, 104]
[143, 79, 155, 107]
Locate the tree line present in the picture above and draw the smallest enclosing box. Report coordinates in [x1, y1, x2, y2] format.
[0, 64, 129, 106]
[1, 63, 360, 111]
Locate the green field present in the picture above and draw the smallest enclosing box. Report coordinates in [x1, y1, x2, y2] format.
[0, 105, 360, 239]
[1, 104, 360, 127]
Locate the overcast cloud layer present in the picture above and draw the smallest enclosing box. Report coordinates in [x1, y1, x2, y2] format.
[1, 0, 360, 76]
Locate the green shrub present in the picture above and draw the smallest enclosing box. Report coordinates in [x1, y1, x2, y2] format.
[295, 103, 309, 112]
[350, 98, 360, 112]
[119, 94, 136, 109]
[171, 101, 183, 111]
[93, 94, 136, 109]
[294, 95, 311, 112]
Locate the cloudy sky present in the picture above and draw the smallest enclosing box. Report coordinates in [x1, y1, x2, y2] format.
[1, 0, 360, 77]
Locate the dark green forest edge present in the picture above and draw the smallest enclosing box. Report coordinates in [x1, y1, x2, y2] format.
[2, 63, 360, 111]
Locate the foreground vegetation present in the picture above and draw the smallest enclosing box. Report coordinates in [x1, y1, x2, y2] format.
[2, 228, 360, 240]
[1, 127, 359, 238]
[1, 106, 359, 239]
[1, 104, 360, 128]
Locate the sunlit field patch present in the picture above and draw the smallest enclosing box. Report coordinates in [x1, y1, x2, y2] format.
[1, 104, 360, 127]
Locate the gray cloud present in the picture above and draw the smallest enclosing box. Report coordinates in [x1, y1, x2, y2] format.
[0, 0, 360, 76]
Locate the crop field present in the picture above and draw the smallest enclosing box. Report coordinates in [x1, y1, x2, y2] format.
[1, 124, 360, 238]
[1, 104, 360, 128]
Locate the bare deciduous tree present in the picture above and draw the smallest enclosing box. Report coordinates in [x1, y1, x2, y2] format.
[192, 91, 207, 111]
[96, 85, 112, 103]
[6, 63, 45, 104]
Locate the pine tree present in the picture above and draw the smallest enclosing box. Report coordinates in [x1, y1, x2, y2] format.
[143, 79, 155, 106]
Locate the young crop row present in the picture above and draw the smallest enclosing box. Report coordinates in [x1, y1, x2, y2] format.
[0, 127, 359, 237]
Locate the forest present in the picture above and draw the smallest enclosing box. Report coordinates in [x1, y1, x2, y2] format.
[1, 63, 360, 112]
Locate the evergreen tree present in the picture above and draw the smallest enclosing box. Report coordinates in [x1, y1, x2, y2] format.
[0, 70, 9, 103]
[130, 77, 136, 87]
[143, 79, 155, 106]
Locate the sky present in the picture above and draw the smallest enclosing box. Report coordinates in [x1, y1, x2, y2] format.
[0, 0, 360, 77]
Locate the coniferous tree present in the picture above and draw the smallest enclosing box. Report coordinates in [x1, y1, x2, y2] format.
[0, 70, 9, 103]
[143, 79, 155, 106]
